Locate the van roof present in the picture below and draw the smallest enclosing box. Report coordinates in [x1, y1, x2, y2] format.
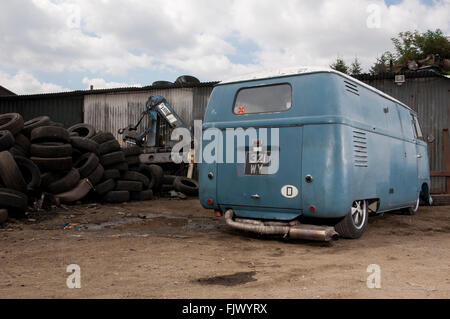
[219, 67, 412, 111]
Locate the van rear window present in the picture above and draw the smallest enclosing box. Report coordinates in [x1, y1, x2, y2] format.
[233, 84, 292, 115]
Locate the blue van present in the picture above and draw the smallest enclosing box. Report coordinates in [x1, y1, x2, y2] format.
[199, 68, 431, 240]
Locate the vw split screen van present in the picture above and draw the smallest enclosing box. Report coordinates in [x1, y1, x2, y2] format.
[199, 68, 431, 240]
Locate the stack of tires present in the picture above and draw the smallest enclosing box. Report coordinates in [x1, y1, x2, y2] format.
[161, 174, 199, 197]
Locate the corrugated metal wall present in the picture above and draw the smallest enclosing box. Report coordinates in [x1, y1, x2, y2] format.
[0, 96, 83, 128]
[361, 76, 450, 193]
[83, 86, 214, 142]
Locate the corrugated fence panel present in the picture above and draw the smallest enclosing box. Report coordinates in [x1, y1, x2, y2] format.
[363, 77, 450, 193]
[0, 96, 83, 128]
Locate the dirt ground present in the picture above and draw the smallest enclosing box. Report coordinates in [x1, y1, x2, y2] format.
[0, 198, 449, 299]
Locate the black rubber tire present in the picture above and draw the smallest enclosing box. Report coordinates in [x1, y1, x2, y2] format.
[0, 113, 24, 135]
[14, 156, 41, 191]
[69, 132, 79, 137]
[0, 130, 15, 151]
[23, 116, 51, 137]
[74, 153, 99, 178]
[8, 145, 27, 157]
[130, 189, 153, 201]
[41, 171, 63, 188]
[100, 151, 126, 167]
[103, 169, 120, 180]
[103, 190, 129, 203]
[335, 200, 368, 239]
[162, 175, 177, 186]
[68, 124, 96, 139]
[0, 209, 7, 225]
[71, 137, 99, 155]
[0, 188, 28, 213]
[105, 162, 128, 172]
[47, 168, 80, 194]
[149, 165, 164, 190]
[95, 179, 116, 196]
[126, 155, 140, 166]
[30, 126, 70, 143]
[14, 134, 30, 153]
[122, 146, 141, 157]
[0, 151, 27, 193]
[115, 180, 143, 192]
[121, 171, 150, 188]
[49, 122, 65, 128]
[99, 139, 121, 155]
[87, 164, 104, 186]
[30, 143, 72, 158]
[173, 177, 199, 196]
[91, 132, 115, 144]
[152, 81, 173, 87]
[31, 156, 73, 172]
[174, 75, 200, 85]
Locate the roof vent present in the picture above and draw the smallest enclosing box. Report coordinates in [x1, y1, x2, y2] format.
[344, 80, 359, 96]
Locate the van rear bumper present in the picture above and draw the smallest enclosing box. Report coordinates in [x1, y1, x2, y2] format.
[224, 210, 339, 242]
[221, 205, 302, 221]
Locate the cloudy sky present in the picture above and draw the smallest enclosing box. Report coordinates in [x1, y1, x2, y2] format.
[0, 0, 448, 94]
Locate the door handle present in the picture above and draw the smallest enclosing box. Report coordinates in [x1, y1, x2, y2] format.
[251, 194, 260, 200]
[417, 154, 422, 158]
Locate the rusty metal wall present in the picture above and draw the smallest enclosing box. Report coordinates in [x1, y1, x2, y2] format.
[361, 76, 450, 193]
[83, 86, 214, 143]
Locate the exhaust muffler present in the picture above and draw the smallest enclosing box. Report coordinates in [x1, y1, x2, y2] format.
[224, 210, 339, 242]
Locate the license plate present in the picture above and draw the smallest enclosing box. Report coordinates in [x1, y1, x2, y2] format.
[245, 151, 272, 176]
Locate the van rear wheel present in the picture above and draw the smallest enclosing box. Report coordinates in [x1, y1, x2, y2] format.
[335, 200, 368, 239]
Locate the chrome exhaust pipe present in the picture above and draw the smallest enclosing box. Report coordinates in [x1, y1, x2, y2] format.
[224, 210, 338, 242]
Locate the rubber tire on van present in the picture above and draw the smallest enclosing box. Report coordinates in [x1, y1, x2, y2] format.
[0, 130, 15, 151]
[91, 132, 115, 144]
[122, 146, 141, 157]
[31, 156, 73, 172]
[30, 143, 72, 158]
[68, 124, 96, 139]
[99, 139, 121, 155]
[14, 156, 41, 191]
[87, 164, 104, 186]
[71, 137, 99, 155]
[74, 153, 99, 178]
[95, 179, 116, 196]
[0, 188, 28, 213]
[130, 189, 153, 201]
[0, 151, 27, 193]
[121, 171, 150, 188]
[47, 168, 80, 194]
[23, 116, 51, 137]
[100, 151, 126, 167]
[115, 180, 143, 192]
[30, 126, 70, 143]
[103, 191, 130, 203]
[0, 113, 24, 135]
[173, 177, 199, 196]
[334, 200, 368, 239]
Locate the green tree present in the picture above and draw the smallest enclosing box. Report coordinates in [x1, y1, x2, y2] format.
[330, 57, 349, 74]
[370, 51, 395, 75]
[349, 57, 363, 76]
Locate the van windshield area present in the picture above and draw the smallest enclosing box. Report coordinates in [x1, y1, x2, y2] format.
[233, 84, 292, 115]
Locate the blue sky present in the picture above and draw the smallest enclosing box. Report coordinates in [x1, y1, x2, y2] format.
[0, 0, 448, 94]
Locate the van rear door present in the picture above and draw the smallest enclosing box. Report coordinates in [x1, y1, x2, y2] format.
[216, 83, 303, 210]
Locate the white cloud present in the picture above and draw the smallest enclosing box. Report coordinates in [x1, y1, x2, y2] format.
[0, 0, 449, 89]
[0, 70, 70, 94]
[82, 77, 141, 90]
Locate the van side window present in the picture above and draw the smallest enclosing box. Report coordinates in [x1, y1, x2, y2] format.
[411, 114, 423, 140]
[233, 84, 292, 115]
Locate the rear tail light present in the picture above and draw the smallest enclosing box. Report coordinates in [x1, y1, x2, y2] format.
[207, 199, 214, 205]
[215, 210, 223, 217]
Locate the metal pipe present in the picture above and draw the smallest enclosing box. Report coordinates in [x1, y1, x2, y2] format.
[224, 210, 339, 242]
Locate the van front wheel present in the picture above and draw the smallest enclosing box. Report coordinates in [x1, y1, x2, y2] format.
[335, 200, 368, 239]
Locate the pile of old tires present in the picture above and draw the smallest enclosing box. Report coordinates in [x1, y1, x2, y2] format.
[161, 174, 199, 196]
[0, 113, 163, 223]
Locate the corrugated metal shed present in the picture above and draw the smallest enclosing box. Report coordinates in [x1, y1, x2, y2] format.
[356, 72, 450, 194]
[83, 83, 216, 142]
